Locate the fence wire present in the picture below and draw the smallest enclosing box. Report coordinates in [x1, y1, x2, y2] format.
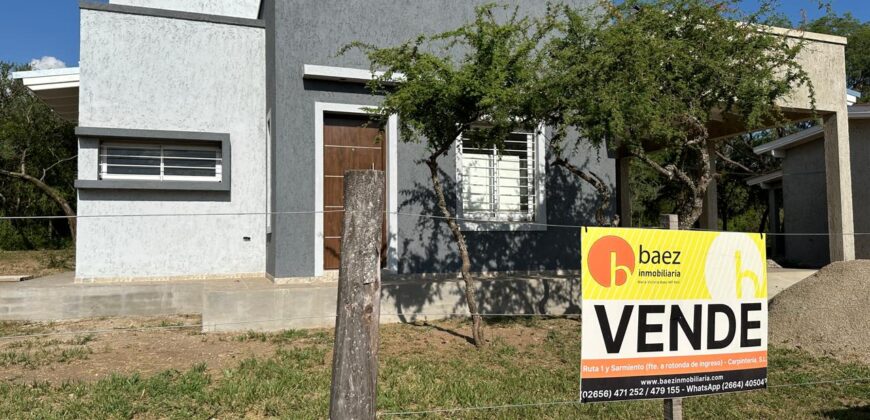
[0, 312, 577, 342]
[377, 376, 870, 417]
[2, 209, 868, 416]
[3, 293, 870, 416]
[0, 209, 864, 236]
[378, 375, 870, 417]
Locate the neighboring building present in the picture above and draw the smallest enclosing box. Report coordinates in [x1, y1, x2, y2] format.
[750, 100, 870, 267]
[17, 0, 609, 282]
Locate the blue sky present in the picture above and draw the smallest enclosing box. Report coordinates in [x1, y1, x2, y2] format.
[1, 1, 868, 69]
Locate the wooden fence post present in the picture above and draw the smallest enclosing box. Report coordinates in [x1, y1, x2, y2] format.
[329, 170, 385, 420]
[661, 213, 682, 420]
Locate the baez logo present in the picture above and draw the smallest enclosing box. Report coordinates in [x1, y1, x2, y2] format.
[587, 237, 684, 287]
[588, 236, 635, 288]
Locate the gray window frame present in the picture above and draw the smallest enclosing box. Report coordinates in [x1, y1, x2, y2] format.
[74, 127, 231, 192]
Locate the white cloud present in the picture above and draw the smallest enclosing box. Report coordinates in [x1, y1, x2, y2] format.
[29, 56, 66, 71]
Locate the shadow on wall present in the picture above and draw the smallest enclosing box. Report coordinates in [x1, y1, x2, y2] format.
[386, 150, 611, 321]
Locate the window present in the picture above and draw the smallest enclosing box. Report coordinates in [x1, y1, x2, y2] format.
[457, 129, 545, 229]
[100, 143, 223, 182]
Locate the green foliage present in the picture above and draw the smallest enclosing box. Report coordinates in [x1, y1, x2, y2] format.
[542, 0, 812, 226]
[546, 0, 810, 150]
[346, 4, 554, 156]
[803, 12, 870, 102]
[0, 62, 77, 250]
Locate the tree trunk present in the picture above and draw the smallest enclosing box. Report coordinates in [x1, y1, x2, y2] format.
[680, 193, 707, 229]
[553, 158, 614, 226]
[630, 119, 714, 230]
[329, 170, 384, 420]
[680, 141, 714, 229]
[0, 169, 76, 240]
[426, 157, 484, 347]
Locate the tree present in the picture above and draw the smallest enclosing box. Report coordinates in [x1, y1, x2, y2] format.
[0, 62, 78, 244]
[347, 5, 553, 347]
[804, 12, 870, 101]
[542, 0, 813, 228]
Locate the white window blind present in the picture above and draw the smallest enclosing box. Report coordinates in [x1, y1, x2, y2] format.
[100, 143, 222, 182]
[459, 131, 538, 221]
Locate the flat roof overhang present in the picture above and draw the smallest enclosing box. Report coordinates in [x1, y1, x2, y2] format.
[11, 67, 80, 123]
[746, 170, 783, 189]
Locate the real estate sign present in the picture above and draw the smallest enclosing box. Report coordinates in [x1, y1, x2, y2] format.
[580, 227, 768, 403]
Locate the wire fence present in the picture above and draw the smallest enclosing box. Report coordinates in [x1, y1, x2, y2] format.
[2, 310, 870, 418]
[0, 209, 863, 236]
[1, 209, 868, 417]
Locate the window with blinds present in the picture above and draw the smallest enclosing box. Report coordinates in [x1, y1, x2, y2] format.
[99, 143, 223, 182]
[459, 131, 538, 222]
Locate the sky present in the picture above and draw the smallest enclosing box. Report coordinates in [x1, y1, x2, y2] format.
[0, 0, 869, 70]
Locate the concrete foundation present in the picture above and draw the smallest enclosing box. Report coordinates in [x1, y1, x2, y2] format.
[204, 275, 581, 332]
[0, 273, 271, 321]
[2, 269, 815, 328]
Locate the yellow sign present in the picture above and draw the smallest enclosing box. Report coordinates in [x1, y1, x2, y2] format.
[580, 227, 768, 403]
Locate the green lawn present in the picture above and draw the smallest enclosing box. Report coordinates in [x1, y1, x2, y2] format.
[1, 318, 869, 419]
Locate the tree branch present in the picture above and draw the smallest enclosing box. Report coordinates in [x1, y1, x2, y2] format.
[553, 157, 614, 226]
[19, 148, 28, 175]
[41, 154, 78, 182]
[715, 150, 756, 174]
[631, 148, 698, 194]
[0, 168, 77, 239]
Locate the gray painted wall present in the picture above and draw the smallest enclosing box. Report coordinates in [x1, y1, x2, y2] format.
[77, 9, 267, 280]
[850, 119, 870, 258]
[782, 140, 830, 267]
[265, 0, 606, 278]
[109, 0, 261, 19]
[777, 118, 870, 267]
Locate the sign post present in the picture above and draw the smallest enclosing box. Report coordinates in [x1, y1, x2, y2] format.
[579, 223, 768, 408]
[661, 214, 681, 420]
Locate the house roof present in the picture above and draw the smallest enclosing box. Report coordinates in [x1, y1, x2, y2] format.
[11, 67, 80, 123]
[752, 126, 823, 157]
[851, 104, 870, 119]
[746, 170, 783, 188]
[753, 105, 870, 157]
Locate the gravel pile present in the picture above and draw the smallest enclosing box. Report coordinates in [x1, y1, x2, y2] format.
[769, 260, 870, 363]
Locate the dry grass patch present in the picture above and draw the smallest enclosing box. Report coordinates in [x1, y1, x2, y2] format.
[0, 249, 74, 277]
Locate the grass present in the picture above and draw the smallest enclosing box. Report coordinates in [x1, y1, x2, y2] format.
[0, 249, 74, 277]
[0, 319, 869, 418]
[234, 329, 331, 345]
[0, 335, 94, 369]
[0, 321, 51, 338]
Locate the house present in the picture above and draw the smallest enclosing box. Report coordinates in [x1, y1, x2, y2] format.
[16, 0, 613, 283]
[13, 1, 855, 284]
[749, 96, 870, 267]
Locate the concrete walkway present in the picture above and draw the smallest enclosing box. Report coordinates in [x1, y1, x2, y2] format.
[0, 268, 817, 326]
[768, 268, 818, 298]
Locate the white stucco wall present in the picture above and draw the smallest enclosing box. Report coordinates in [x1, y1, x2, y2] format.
[110, 0, 260, 19]
[76, 10, 266, 280]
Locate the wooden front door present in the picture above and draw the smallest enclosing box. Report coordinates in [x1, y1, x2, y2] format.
[323, 114, 386, 270]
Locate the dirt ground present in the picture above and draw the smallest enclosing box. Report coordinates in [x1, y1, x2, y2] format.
[769, 260, 870, 364]
[0, 249, 74, 277]
[0, 315, 274, 383]
[0, 315, 573, 384]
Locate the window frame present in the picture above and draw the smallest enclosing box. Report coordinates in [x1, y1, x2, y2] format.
[74, 127, 231, 192]
[455, 125, 547, 232]
[99, 141, 223, 183]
